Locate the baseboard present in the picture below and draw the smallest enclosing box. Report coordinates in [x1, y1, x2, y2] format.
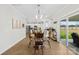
[0, 35, 26, 55]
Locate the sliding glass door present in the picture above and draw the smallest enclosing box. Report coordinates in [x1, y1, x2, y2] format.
[60, 19, 67, 45]
[60, 14, 79, 54]
[68, 15, 79, 54]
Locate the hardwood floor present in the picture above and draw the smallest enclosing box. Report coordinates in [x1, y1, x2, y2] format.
[2, 37, 75, 55]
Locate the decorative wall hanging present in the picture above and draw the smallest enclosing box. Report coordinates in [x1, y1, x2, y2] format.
[12, 17, 25, 29]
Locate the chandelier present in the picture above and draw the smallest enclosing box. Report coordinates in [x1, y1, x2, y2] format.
[36, 4, 43, 19]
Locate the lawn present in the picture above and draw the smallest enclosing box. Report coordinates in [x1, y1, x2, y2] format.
[60, 30, 72, 39]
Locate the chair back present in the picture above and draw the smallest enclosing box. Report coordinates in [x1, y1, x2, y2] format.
[35, 33, 44, 39]
[71, 33, 79, 44]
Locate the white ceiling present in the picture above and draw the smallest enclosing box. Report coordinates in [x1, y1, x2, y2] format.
[12, 4, 79, 20]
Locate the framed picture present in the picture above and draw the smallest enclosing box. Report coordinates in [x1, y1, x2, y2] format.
[12, 17, 25, 29]
[12, 17, 16, 29]
[12, 17, 19, 29]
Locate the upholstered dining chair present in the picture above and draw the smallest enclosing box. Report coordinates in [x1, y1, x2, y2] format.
[33, 33, 44, 55]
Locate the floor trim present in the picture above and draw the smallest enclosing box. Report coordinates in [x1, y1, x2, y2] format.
[0, 36, 26, 55]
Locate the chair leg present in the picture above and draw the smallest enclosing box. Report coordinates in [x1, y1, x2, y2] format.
[47, 40, 51, 48]
[41, 45, 44, 55]
[34, 45, 39, 55]
[28, 39, 32, 48]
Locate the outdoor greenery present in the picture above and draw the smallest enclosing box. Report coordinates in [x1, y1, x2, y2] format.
[60, 30, 72, 39]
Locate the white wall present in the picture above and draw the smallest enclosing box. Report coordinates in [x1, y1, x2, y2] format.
[56, 21, 60, 42]
[0, 5, 26, 54]
[52, 20, 60, 42]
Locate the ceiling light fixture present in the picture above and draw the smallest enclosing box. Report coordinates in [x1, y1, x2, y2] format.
[35, 4, 43, 19]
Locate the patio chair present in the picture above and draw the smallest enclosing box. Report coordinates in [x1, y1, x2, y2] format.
[71, 32, 79, 47]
